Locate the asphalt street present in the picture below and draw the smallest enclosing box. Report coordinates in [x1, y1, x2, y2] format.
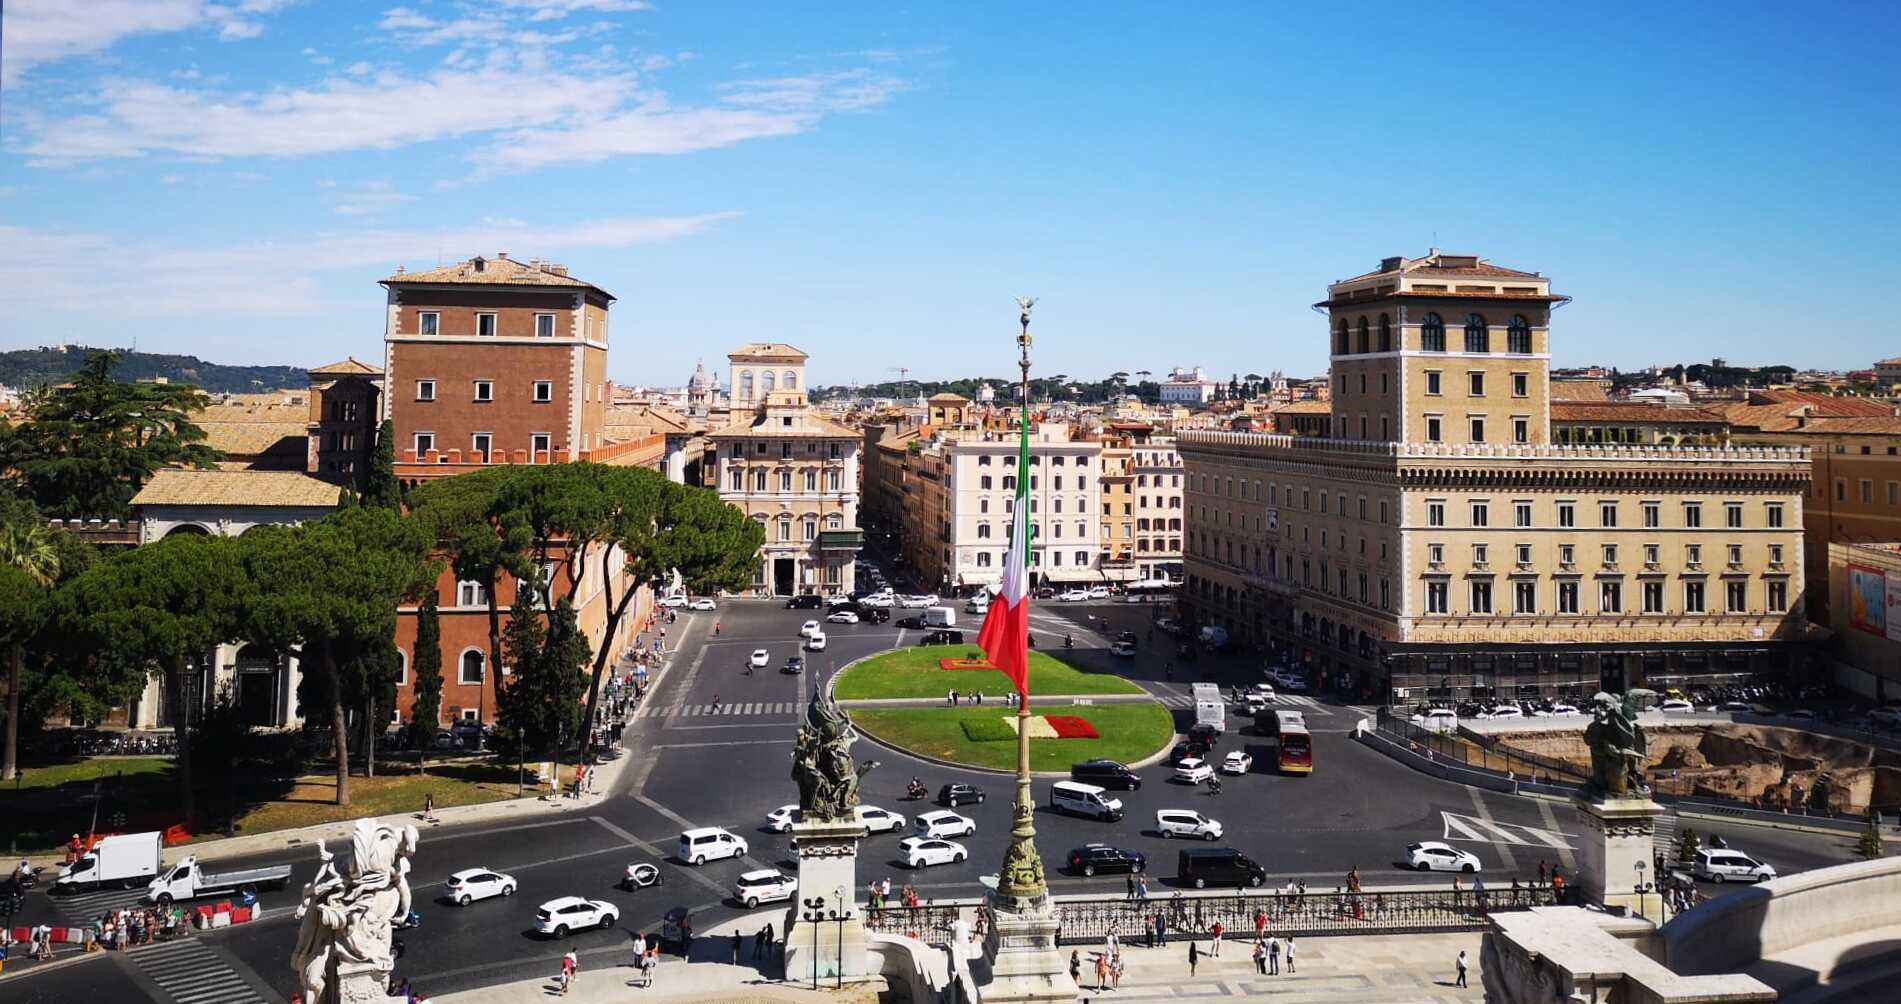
[0, 594, 1866, 1004]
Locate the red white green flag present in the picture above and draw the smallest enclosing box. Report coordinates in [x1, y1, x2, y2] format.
[976, 404, 1033, 698]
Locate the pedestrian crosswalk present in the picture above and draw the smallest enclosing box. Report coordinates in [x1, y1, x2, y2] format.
[1157, 693, 1330, 715]
[639, 700, 802, 719]
[131, 937, 266, 1004]
[51, 883, 152, 922]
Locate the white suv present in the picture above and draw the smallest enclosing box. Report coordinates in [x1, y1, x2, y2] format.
[1692, 848, 1776, 883]
[536, 896, 618, 937]
[1155, 809, 1223, 840]
[734, 869, 797, 908]
[913, 810, 975, 839]
[679, 827, 748, 865]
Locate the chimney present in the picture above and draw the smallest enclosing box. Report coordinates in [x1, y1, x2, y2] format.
[394, 264, 405, 275]
[496, 251, 510, 260]
[546, 263, 569, 276]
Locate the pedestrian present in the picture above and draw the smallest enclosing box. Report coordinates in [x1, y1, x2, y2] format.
[948, 689, 956, 706]
[1111, 954, 1123, 990]
[1155, 911, 1167, 946]
[1188, 941, 1199, 977]
[1537, 860, 1548, 885]
[1069, 950, 1081, 984]
[711, 694, 721, 714]
[764, 922, 775, 957]
[1284, 937, 1296, 973]
[1455, 949, 1468, 988]
[560, 948, 577, 994]
[753, 926, 766, 960]
[1254, 907, 1266, 940]
[1144, 914, 1155, 949]
[1209, 920, 1222, 956]
[714, 620, 721, 636]
[1137, 874, 1150, 900]
[1127, 875, 1136, 900]
[1452, 873, 1463, 904]
[423, 793, 436, 822]
[731, 932, 741, 965]
[1095, 952, 1109, 991]
[1347, 866, 1361, 893]
[1252, 939, 1266, 975]
[1267, 934, 1281, 975]
[975, 690, 983, 705]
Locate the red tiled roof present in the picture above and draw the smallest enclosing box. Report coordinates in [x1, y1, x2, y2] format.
[1551, 402, 1727, 425]
[1748, 388, 1893, 416]
[383, 255, 611, 299]
[1549, 381, 1611, 402]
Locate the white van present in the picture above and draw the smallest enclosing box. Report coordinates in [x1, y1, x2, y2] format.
[1049, 781, 1124, 822]
[965, 592, 991, 614]
[1692, 848, 1775, 883]
[922, 606, 957, 628]
[678, 827, 748, 866]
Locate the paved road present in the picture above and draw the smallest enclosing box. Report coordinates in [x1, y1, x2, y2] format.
[0, 594, 1865, 1003]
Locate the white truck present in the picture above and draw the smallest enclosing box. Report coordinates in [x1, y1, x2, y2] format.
[55, 831, 164, 891]
[922, 606, 957, 628]
[146, 854, 295, 906]
[1191, 683, 1227, 734]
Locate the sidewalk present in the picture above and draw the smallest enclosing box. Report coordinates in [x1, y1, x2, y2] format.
[429, 915, 1484, 1003]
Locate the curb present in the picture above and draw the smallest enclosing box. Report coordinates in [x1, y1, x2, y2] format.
[845, 699, 1177, 780]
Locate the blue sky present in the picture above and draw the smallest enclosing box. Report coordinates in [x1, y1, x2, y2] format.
[2, 1, 1896, 387]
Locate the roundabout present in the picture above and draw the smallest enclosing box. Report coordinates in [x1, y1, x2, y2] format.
[836, 645, 1175, 773]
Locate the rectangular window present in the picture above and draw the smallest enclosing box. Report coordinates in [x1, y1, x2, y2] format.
[1514, 580, 1536, 613]
[1557, 501, 1576, 528]
[1473, 543, 1489, 566]
[535, 314, 556, 338]
[471, 433, 492, 461]
[1558, 580, 1579, 614]
[1603, 544, 1618, 567]
[1767, 579, 1788, 612]
[474, 380, 494, 402]
[456, 579, 487, 607]
[1511, 372, 1529, 398]
[418, 311, 439, 336]
[1861, 479, 1875, 504]
[1470, 501, 1489, 527]
[1684, 502, 1702, 528]
[1643, 580, 1664, 613]
[1516, 543, 1532, 566]
[1467, 371, 1484, 396]
[730, 468, 743, 491]
[1425, 371, 1442, 396]
[531, 433, 551, 457]
[1470, 580, 1492, 614]
[414, 432, 435, 454]
[1769, 543, 1784, 565]
[1726, 502, 1744, 528]
[1559, 543, 1575, 566]
[1687, 543, 1702, 567]
[416, 379, 436, 401]
[1426, 580, 1448, 614]
[1643, 502, 1661, 528]
[1425, 415, 1443, 442]
[1684, 580, 1706, 613]
[1427, 500, 1446, 527]
[1727, 543, 1743, 566]
[1644, 543, 1660, 566]
[1513, 417, 1529, 444]
[1726, 580, 1747, 613]
[1514, 501, 1532, 527]
[533, 380, 552, 403]
[476, 313, 497, 338]
[1469, 416, 1485, 442]
[1600, 501, 1617, 527]
[1600, 580, 1622, 614]
[1766, 503, 1784, 528]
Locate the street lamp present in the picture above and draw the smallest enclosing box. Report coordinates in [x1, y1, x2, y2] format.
[800, 894, 827, 990]
[1634, 860, 1653, 920]
[798, 891, 855, 989]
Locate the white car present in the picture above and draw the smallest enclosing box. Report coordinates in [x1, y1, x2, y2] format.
[806, 631, 828, 651]
[1154, 809, 1222, 840]
[764, 804, 801, 833]
[1658, 699, 1696, 714]
[445, 867, 516, 905]
[621, 862, 662, 890]
[1482, 706, 1524, 720]
[1111, 640, 1137, 657]
[658, 594, 688, 608]
[914, 810, 976, 839]
[898, 837, 967, 869]
[535, 896, 618, 937]
[1406, 840, 1482, 873]
[799, 620, 823, 638]
[826, 610, 860, 624]
[679, 827, 748, 865]
[688, 597, 718, 611]
[1221, 751, 1253, 775]
[898, 594, 937, 608]
[748, 649, 770, 669]
[1058, 589, 1090, 602]
[1547, 703, 1581, 716]
[965, 596, 991, 614]
[859, 594, 895, 608]
[1173, 758, 1214, 784]
[734, 869, 797, 908]
[856, 805, 906, 834]
[1692, 848, 1776, 883]
[1087, 586, 1113, 599]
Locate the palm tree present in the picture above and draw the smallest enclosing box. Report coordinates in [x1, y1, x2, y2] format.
[1, 521, 60, 782]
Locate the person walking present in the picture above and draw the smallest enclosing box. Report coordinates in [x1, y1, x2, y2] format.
[560, 948, 577, 995]
[1144, 914, 1155, 949]
[1455, 949, 1469, 988]
[1284, 936, 1296, 973]
[1208, 920, 1222, 956]
[1252, 939, 1266, 975]
[1267, 934, 1281, 975]
[1095, 952, 1109, 991]
[423, 793, 436, 822]
[1155, 911, 1167, 946]
[1188, 941, 1200, 977]
[1253, 907, 1266, 941]
[731, 931, 742, 965]
[1111, 954, 1124, 990]
[710, 694, 721, 714]
[1137, 874, 1150, 900]
[1126, 875, 1136, 900]
[1069, 950, 1082, 985]
[948, 689, 956, 706]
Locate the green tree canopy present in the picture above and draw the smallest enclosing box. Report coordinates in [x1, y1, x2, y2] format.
[0, 351, 221, 520]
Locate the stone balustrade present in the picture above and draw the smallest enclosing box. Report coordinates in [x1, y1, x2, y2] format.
[1176, 429, 1810, 464]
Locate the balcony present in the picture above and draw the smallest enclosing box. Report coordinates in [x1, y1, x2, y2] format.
[817, 529, 865, 553]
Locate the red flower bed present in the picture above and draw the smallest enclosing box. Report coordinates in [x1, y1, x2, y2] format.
[1045, 715, 1100, 739]
[938, 658, 998, 671]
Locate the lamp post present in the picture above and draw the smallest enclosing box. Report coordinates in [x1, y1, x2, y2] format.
[1634, 860, 1653, 921]
[831, 885, 855, 989]
[997, 296, 1050, 909]
[800, 894, 827, 990]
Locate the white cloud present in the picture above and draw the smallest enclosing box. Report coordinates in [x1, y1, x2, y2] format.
[303, 47, 334, 66]
[2, 0, 294, 83]
[0, 212, 738, 319]
[330, 180, 415, 216]
[492, 0, 652, 14]
[161, 174, 186, 185]
[346, 61, 375, 76]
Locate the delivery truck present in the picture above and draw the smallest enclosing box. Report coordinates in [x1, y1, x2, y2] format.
[922, 606, 957, 628]
[146, 854, 295, 905]
[55, 831, 164, 891]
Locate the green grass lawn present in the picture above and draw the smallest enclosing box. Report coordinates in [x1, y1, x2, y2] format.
[834, 645, 1145, 700]
[849, 702, 1175, 772]
[9, 756, 175, 790]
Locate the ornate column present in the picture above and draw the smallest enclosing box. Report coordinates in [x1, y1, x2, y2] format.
[786, 686, 875, 984]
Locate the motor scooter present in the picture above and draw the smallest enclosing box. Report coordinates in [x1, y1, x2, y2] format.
[902, 781, 929, 802]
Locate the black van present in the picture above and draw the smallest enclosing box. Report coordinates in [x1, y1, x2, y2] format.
[1069, 758, 1142, 791]
[1176, 848, 1266, 889]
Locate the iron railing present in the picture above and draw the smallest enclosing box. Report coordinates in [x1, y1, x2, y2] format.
[862, 901, 963, 944]
[1375, 709, 1585, 783]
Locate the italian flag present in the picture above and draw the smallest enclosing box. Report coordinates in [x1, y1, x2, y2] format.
[977, 405, 1033, 698]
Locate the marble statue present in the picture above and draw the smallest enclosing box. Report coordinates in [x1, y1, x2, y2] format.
[291, 818, 419, 1003]
[791, 684, 877, 823]
[1582, 690, 1653, 800]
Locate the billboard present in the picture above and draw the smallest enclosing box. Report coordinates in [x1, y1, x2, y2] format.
[1848, 564, 1886, 637]
[1888, 571, 1901, 643]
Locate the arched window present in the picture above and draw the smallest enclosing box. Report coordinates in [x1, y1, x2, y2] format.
[1355, 317, 1370, 354]
[1335, 319, 1349, 355]
[739, 369, 754, 400]
[1378, 313, 1392, 352]
[783, 370, 798, 390]
[1421, 312, 1446, 352]
[1464, 313, 1489, 353]
[763, 371, 777, 393]
[1507, 315, 1531, 354]
[459, 649, 485, 684]
[165, 523, 212, 538]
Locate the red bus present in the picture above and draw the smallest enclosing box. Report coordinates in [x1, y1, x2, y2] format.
[1260, 709, 1312, 775]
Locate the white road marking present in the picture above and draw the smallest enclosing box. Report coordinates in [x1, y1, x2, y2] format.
[1440, 809, 1575, 851]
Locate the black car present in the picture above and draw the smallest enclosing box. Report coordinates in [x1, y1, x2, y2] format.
[857, 606, 891, 624]
[782, 655, 806, 674]
[1170, 741, 1211, 765]
[920, 629, 965, 646]
[786, 594, 824, 610]
[1070, 759, 1142, 791]
[898, 615, 924, 629]
[1067, 844, 1147, 877]
[1186, 723, 1222, 747]
[1115, 631, 1138, 646]
[939, 783, 986, 807]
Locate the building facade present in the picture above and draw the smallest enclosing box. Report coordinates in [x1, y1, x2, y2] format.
[1181, 251, 1814, 703]
[1160, 366, 1217, 404]
[727, 343, 808, 411]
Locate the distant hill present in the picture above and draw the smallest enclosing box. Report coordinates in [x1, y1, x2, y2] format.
[0, 345, 308, 394]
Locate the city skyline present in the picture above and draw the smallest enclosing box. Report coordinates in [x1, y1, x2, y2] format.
[2, 2, 1896, 384]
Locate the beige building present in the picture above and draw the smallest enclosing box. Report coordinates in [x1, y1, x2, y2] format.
[710, 344, 862, 596]
[1181, 251, 1814, 703]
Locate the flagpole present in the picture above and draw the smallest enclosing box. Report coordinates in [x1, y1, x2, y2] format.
[997, 296, 1048, 906]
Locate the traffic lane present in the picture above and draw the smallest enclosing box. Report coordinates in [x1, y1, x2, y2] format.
[0, 952, 152, 1004]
